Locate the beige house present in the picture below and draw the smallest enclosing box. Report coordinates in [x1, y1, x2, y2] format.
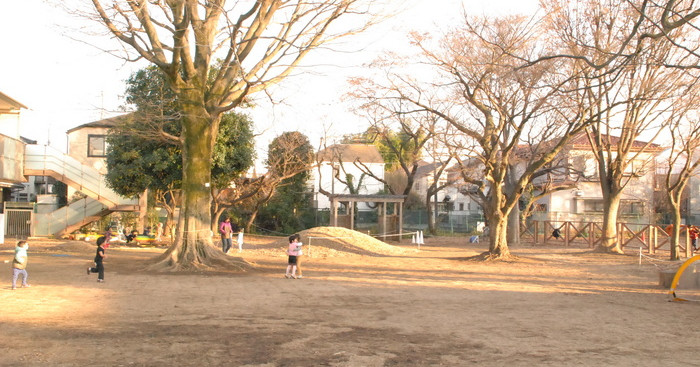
[532, 134, 663, 224]
[66, 114, 130, 175]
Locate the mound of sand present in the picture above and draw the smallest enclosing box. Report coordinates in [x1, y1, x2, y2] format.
[266, 227, 410, 258]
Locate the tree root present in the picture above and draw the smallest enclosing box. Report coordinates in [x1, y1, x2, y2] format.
[146, 243, 254, 273]
[460, 251, 519, 262]
[592, 245, 625, 255]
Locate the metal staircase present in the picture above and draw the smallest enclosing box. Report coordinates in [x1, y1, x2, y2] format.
[23, 144, 138, 236]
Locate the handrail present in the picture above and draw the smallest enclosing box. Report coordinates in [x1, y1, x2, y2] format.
[24, 144, 137, 206]
[33, 198, 108, 236]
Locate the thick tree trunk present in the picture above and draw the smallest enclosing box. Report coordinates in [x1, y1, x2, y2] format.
[151, 107, 248, 271]
[487, 213, 511, 258]
[596, 195, 623, 253]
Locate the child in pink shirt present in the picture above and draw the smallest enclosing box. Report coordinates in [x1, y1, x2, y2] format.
[285, 234, 302, 279]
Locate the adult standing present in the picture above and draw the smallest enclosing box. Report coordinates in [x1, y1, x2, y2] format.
[219, 217, 233, 254]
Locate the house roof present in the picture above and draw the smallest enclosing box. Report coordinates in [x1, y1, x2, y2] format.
[568, 132, 663, 152]
[0, 91, 28, 111]
[414, 160, 445, 177]
[66, 113, 133, 134]
[317, 144, 384, 164]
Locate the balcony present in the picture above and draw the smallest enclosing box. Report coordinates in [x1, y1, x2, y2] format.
[0, 133, 26, 187]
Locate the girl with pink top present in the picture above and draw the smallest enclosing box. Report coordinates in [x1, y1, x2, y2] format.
[285, 233, 302, 279]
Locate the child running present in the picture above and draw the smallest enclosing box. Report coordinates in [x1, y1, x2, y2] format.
[285, 234, 302, 279]
[87, 236, 107, 282]
[11, 240, 30, 290]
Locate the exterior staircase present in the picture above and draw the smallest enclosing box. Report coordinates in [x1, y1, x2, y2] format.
[23, 144, 138, 236]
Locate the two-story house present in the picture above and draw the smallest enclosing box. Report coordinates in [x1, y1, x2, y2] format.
[531, 134, 662, 224]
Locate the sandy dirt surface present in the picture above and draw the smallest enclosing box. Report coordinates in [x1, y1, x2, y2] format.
[0, 231, 698, 367]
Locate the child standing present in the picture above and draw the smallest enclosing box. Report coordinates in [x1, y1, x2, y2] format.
[690, 226, 699, 251]
[285, 234, 303, 279]
[11, 240, 30, 290]
[237, 228, 244, 253]
[87, 236, 107, 282]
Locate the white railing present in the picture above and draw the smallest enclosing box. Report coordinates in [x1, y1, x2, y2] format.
[24, 144, 137, 207]
[33, 197, 108, 236]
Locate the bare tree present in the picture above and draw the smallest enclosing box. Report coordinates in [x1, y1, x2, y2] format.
[544, 0, 695, 253]
[364, 15, 594, 258]
[662, 97, 700, 259]
[82, 0, 377, 270]
[535, 0, 700, 71]
[152, 184, 182, 240]
[348, 83, 440, 203]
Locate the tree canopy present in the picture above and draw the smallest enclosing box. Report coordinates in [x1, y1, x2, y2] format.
[105, 66, 255, 197]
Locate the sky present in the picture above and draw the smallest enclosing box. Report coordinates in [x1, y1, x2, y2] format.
[0, 0, 538, 164]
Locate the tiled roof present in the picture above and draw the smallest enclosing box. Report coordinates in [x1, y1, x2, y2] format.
[66, 113, 134, 134]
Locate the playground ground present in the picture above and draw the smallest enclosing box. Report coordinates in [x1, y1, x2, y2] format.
[0, 234, 698, 366]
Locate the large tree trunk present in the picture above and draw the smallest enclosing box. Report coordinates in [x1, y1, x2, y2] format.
[596, 194, 623, 253]
[151, 108, 248, 271]
[487, 212, 511, 258]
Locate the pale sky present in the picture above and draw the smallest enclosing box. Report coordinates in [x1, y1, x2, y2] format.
[0, 0, 538, 162]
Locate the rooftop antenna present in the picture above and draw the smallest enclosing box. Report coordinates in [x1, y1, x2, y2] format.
[100, 91, 105, 120]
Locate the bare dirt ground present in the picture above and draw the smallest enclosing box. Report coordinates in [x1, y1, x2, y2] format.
[0, 230, 698, 367]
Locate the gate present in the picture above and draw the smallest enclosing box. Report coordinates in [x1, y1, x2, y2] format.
[5, 202, 33, 238]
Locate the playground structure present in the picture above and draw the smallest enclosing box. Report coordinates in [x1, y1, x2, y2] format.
[521, 220, 696, 258]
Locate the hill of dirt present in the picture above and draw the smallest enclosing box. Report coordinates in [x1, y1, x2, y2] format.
[249, 226, 414, 258]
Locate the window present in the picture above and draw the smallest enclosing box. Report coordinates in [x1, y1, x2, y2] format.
[584, 199, 605, 212]
[623, 159, 648, 176]
[620, 201, 644, 215]
[459, 203, 464, 211]
[88, 135, 109, 157]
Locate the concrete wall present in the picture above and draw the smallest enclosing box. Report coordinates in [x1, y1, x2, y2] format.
[67, 127, 109, 175]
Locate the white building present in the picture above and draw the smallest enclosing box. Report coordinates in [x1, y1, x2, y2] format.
[532, 134, 661, 224]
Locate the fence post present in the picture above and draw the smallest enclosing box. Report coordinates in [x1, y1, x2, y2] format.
[686, 229, 692, 258]
[617, 222, 623, 249]
[534, 221, 538, 245]
[649, 226, 655, 255]
[564, 221, 570, 247]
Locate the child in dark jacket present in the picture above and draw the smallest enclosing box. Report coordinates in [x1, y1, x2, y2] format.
[87, 236, 107, 282]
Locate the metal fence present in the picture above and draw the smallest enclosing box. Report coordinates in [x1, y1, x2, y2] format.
[5, 203, 33, 238]
[282, 208, 484, 235]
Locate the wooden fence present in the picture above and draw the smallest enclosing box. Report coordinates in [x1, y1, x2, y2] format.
[520, 221, 694, 257]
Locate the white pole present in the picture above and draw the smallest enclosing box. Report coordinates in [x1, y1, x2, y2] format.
[638, 246, 642, 267]
[412, 234, 416, 244]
